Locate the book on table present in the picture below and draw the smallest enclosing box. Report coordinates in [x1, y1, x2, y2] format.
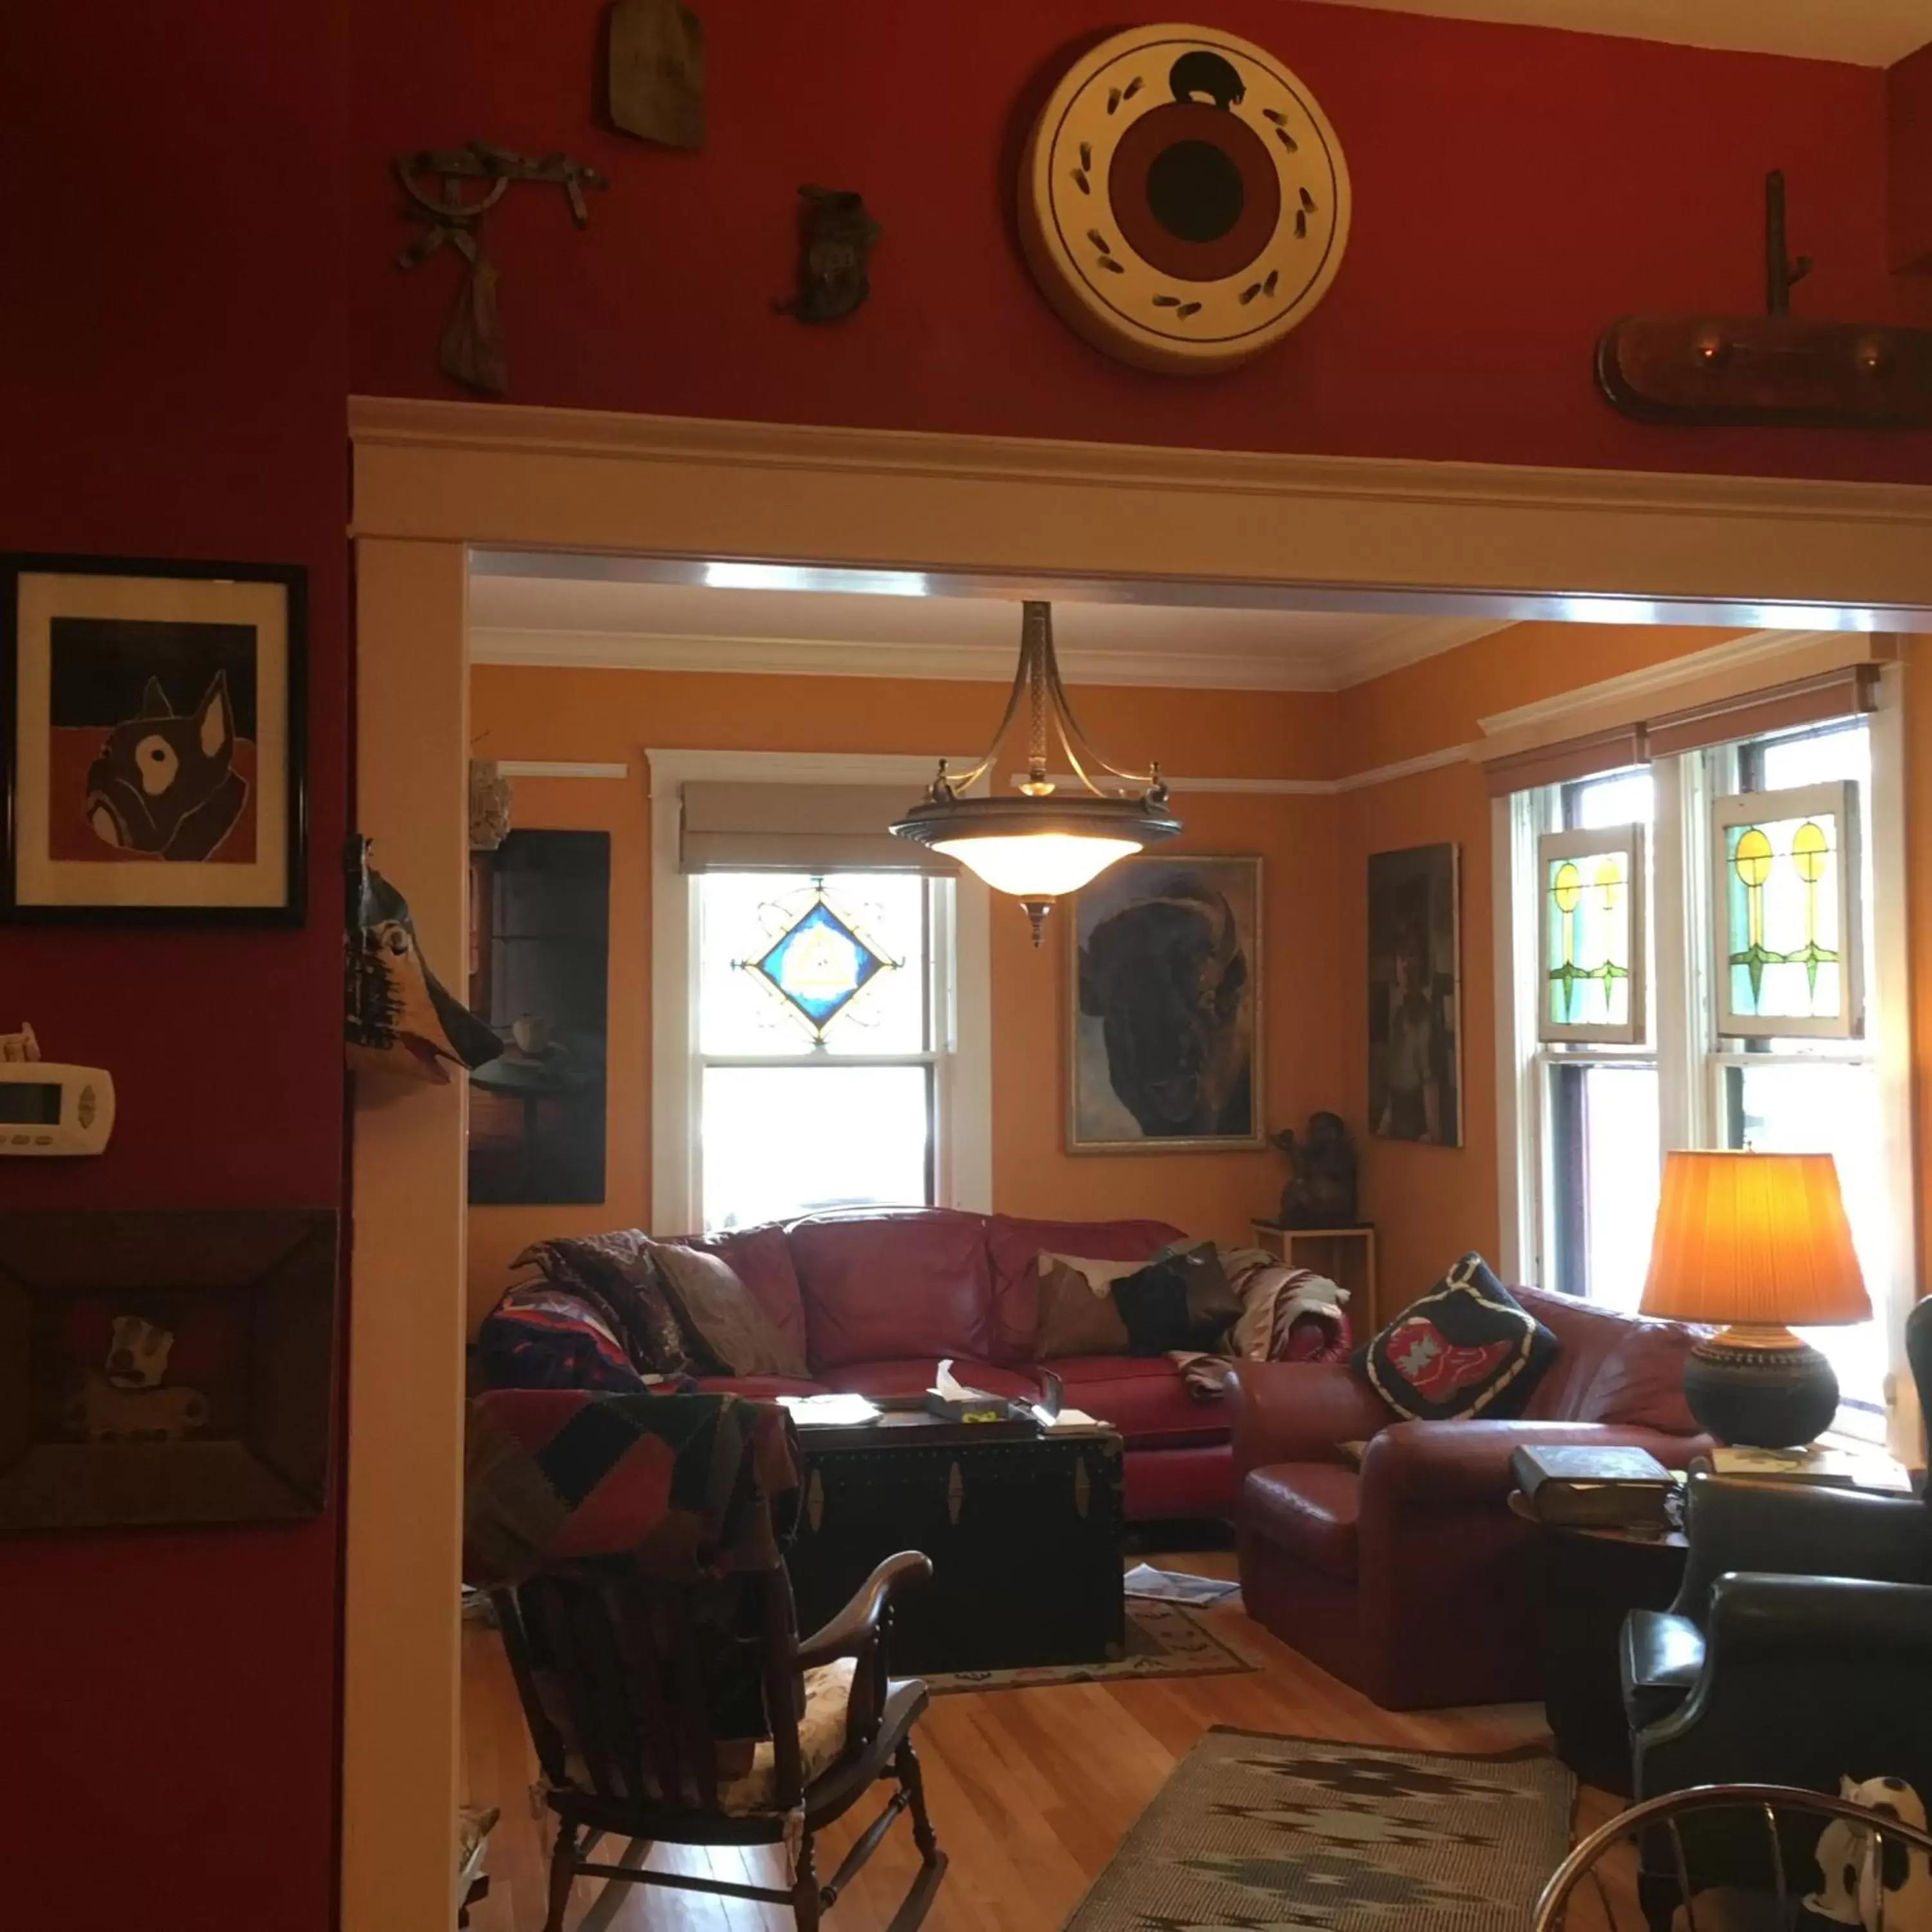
[1696, 1444, 1915, 1494]
[1510, 1443, 1675, 1529]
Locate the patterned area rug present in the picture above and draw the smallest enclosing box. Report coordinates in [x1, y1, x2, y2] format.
[923, 1599, 1258, 1695]
[1064, 1728, 1575, 1930]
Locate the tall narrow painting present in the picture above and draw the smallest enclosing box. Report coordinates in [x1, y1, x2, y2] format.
[1367, 844, 1461, 1146]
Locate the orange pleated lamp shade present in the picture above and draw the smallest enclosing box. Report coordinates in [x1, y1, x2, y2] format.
[1639, 1150, 1870, 1327]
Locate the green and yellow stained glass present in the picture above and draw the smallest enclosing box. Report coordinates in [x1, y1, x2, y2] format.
[1712, 781, 1860, 1039]
[1536, 824, 1645, 1045]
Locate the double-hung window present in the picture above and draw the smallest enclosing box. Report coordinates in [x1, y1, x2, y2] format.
[696, 871, 947, 1231]
[1502, 668, 1911, 1450]
[650, 757, 991, 1238]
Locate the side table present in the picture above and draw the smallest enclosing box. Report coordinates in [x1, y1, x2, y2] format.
[1507, 1490, 1688, 1796]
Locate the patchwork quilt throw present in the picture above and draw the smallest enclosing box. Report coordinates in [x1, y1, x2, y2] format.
[463, 1389, 800, 1587]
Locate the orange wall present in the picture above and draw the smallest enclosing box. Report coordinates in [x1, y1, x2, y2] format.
[466, 663, 1350, 1323]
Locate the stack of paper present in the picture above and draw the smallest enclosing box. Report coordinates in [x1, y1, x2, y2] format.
[777, 1393, 882, 1428]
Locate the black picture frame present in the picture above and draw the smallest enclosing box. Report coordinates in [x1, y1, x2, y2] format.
[0, 1209, 339, 1531]
[0, 552, 307, 925]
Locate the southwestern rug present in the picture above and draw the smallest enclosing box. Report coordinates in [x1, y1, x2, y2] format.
[1063, 1728, 1575, 1930]
[924, 1599, 1259, 1696]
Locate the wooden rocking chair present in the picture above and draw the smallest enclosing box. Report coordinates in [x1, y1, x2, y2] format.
[493, 1546, 947, 1931]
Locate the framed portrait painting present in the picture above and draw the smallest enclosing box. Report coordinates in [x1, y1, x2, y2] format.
[1069, 853, 1262, 1153]
[1367, 842, 1461, 1147]
[2, 556, 305, 923]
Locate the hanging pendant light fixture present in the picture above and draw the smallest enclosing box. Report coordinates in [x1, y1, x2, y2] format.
[891, 600, 1180, 944]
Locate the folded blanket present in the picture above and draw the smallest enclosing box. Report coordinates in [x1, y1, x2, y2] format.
[1169, 1256, 1352, 1400]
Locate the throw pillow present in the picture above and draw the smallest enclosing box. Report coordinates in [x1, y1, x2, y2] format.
[514, 1232, 693, 1376]
[647, 1240, 810, 1380]
[1033, 1255, 1133, 1359]
[1113, 1244, 1241, 1357]
[1357, 1252, 1558, 1422]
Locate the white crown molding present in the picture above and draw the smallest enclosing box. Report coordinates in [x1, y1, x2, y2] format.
[1334, 744, 1475, 791]
[644, 748, 980, 800]
[1331, 617, 1515, 688]
[1475, 629, 1883, 742]
[1011, 769, 1337, 796]
[472, 622, 1361, 692]
[492, 759, 630, 779]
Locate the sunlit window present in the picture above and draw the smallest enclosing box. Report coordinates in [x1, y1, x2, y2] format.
[696, 873, 942, 1231]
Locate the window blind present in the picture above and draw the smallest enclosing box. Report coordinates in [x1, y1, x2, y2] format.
[1480, 657, 1886, 798]
[678, 781, 960, 875]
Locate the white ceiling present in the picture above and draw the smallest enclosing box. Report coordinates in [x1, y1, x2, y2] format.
[466, 573, 1512, 693]
[1309, 0, 1929, 66]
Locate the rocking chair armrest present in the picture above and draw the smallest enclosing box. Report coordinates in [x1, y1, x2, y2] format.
[797, 1549, 932, 1669]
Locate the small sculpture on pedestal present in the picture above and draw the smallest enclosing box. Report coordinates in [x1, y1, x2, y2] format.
[1271, 1111, 1358, 1229]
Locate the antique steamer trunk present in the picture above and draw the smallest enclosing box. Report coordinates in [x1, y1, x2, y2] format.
[786, 1420, 1126, 1674]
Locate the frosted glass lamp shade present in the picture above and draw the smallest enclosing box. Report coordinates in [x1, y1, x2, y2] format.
[933, 833, 1142, 898]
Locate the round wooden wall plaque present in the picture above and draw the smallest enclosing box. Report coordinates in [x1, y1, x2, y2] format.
[1019, 23, 1351, 375]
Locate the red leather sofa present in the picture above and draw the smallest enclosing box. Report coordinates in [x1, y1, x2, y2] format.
[665, 1207, 1239, 1521]
[1227, 1286, 1711, 1710]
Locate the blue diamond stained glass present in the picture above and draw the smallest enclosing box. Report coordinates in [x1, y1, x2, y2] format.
[744, 896, 892, 1039]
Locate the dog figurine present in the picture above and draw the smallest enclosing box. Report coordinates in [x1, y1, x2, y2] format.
[1806, 1777, 1932, 1932]
[85, 672, 249, 861]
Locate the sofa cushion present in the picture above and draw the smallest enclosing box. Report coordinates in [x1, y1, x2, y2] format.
[818, 1358, 1043, 1404]
[1243, 1463, 1360, 1580]
[673, 1226, 810, 1367]
[1360, 1254, 1558, 1423]
[1576, 1325, 1704, 1432]
[649, 1240, 809, 1379]
[985, 1215, 1184, 1363]
[1034, 1255, 1136, 1359]
[1050, 1356, 1229, 1448]
[790, 1209, 994, 1370]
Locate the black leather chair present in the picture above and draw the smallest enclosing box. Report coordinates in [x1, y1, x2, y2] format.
[1618, 1298, 1932, 1929]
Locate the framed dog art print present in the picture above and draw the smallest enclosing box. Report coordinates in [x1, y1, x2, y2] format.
[2, 556, 305, 923]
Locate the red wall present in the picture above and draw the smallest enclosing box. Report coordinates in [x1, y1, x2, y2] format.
[6, 5, 1930, 1931]
[1, 7, 348, 1931]
[354, 0, 1932, 480]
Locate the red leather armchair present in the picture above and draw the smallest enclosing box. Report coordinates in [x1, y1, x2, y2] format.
[1228, 1287, 1710, 1710]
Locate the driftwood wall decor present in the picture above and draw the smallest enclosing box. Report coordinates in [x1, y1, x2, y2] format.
[1598, 171, 1932, 428]
[607, 0, 705, 149]
[394, 143, 610, 395]
[778, 185, 882, 324]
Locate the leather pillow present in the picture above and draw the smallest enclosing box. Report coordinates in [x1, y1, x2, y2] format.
[1032, 1255, 1134, 1359]
[1357, 1252, 1557, 1422]
[647, 1240, 810, 1380]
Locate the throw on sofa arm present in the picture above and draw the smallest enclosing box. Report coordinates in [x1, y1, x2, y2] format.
[1363, 1419, 1710, 1507]
[1226, 1360, 1392, 1479]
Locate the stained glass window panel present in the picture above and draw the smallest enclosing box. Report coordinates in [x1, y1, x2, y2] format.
[699, 873, 927, 1055]
[1714, 782, 1857, 1034]
[1545, 850, 1631, 1028]
[1535, 825, 1643, 1044]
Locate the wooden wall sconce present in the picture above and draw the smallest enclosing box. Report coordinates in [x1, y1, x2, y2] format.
[1597, 171, 1932, 428]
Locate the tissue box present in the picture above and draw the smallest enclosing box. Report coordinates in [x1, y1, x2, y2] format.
[923, 1388, 1025, 1426]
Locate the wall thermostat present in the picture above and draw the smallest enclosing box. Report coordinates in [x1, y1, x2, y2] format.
[0, 1024, 115, 1155]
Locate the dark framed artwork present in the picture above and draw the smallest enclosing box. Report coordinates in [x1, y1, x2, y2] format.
[1367, 842, 1463, 1147]
[0, 1209, 338, 1531]
[1069, 853, 1262, 1153]
[467, 828, 611, 1204]
[1, 554, 306, 923]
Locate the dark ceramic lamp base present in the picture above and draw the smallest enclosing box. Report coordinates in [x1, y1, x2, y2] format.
[1682, 1327, 1839, 1450]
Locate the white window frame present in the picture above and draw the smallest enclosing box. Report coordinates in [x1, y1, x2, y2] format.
[1495, 667, 1918, 1459]
[647, 748, 991, 1235]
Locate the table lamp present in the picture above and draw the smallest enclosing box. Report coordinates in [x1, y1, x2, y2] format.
[1638, 1150, 1870, 1449]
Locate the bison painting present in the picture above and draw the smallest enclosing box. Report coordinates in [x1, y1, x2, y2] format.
[1072, 858, 1261, 1148]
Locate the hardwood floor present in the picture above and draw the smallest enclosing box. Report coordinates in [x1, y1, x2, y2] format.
[461, 1553, 1629, 1931]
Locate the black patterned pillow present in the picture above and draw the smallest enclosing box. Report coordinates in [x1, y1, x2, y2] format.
[1357, 1253, 1557, 1422]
